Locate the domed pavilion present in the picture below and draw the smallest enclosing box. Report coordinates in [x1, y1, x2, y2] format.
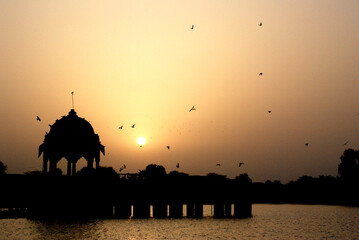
[39, 109, 105, 176]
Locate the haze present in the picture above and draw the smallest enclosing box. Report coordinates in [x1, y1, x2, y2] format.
[0, 0, 358, 183]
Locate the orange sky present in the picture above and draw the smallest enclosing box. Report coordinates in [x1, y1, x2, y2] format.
[0, 0, 358, 182]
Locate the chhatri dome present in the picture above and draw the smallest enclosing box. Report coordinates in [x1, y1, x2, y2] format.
[39, 109, 105, 176]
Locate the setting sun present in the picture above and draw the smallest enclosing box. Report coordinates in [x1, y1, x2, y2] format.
[137, 137, 146, 146]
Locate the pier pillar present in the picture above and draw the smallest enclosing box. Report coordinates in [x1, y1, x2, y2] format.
[114, 202, 131, 219]
[214, 202, 224, 218]
[224, 202, 232, 217]
[99, 204, 114, 219]
[234, 200, 252, 218]
[186, 203, 195, 218]
[169, 203, 183, 218]
[133, 202, 150, 218]
[153, 202, 167, 218]
[194, 203, 203, 218]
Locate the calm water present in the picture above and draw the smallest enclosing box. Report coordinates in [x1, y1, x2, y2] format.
[1, 204, 358, 240]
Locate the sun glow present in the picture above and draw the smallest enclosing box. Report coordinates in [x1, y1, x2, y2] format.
[137, 137, 146, 146]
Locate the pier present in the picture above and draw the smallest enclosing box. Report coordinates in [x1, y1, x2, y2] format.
[0, 174, 252, 219]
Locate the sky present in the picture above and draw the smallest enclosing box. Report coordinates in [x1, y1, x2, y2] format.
[0, 0, 358, 183]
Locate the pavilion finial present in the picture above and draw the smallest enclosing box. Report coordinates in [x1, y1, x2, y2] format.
[71, 91, 75, 110]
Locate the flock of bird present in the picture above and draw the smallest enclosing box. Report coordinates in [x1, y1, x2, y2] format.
[115, 102, 247, 171]
[35, 22, 352, 174]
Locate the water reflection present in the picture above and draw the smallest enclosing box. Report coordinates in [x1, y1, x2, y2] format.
[1, 205, 358, 240]
[30, 220, 103, 240]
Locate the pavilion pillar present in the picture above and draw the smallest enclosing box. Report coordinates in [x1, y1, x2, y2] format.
[49, 161, 56, 173]
[67, 161, 71, 176]
[42, 156, 48, 173]
[72, 162, 76, 176]
[95, 154, 100, 169]
[87, 158, 94, 169]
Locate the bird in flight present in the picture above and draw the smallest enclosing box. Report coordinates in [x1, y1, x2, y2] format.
[343, 141, 349, 146]
[239, 162, 244, 167]
[189, 106, 196, 112]
[119, 125, 123, 129]
[36, 116, 41, 122]
[191, 25, 194, 29]
[166, 146, 170, 150]
[259, 22, 262, 26]
[119, 164, 126, 172]
[216, 163, 221, 166]
[305, 143, 309, 146]
[268, 110, 271, 113]
[131, 124, 135, 128]
[259, 72, 263, 76]
[176, 163, 179, 168]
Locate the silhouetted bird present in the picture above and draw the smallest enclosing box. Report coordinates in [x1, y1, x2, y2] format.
[239, 162, 244, 167]
[176, 163, 179, 168]
[191, 25, 194, 29]
[166, 146, 170, 149]
[119, 164, 126, 172]
[216, 164, 221, 166]
[259, 22, 262, 26]
[259, 72, 263, 76]
[305, 143, 309, 146]
[343, 141, 349, 146]
[36, 116, 41, 121]
[189, 106, 196, 112]
[268, 110, 271, 113]
[131, 124, 135, 128]
[119, 125, 123, 129]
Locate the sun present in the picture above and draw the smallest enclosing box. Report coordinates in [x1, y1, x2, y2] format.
[137, 136, 146, 146]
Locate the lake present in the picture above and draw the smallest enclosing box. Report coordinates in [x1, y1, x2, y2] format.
[1, 204, 358, 239]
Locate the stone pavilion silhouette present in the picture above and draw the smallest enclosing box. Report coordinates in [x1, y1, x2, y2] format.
[39, 109, 105, 176]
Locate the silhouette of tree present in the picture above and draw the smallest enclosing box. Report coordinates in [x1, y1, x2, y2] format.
[338, 148, 359, 181]
[206, 173, 228, 180]
[96, 166, 119, 178]
[0, 161, 7, 175]
[24, 170, 43, 176]
[50, 168, 63, 176]
[77, 167, 97, 176]
[138, 164, 167, 180]
[235, 173, 252, 184]
[77, 166, 118, 179]
[168, 170, 189, 178]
